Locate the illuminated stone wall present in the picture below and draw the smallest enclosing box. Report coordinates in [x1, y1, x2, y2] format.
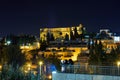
[39, 24, 88, 61]
[20, 42, 40, 52]
[42, 46, 88, 61]
[96, 29, 117, 53]
[40, 24, 83, 41]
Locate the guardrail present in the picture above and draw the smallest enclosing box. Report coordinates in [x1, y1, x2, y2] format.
[61, 65, 120, 76]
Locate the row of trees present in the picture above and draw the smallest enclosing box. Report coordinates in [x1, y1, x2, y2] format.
[88, 40, 120, 66]
[0, 44, 29, 80]
[0, 42, 61, 79]
[70, 26, 86, 40]
[0, 64, 37, 80]
[0, 45, 26, 67]
[4, 34, 36, 45]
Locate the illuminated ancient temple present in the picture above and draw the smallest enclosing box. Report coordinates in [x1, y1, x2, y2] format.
[40, 24, 84, 41]
[39, 24, 89, 62]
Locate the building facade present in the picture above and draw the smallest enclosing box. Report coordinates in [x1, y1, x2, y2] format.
[39, 24, 89, 61]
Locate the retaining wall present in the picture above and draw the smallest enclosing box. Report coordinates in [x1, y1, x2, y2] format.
[52, 73, 120, 80]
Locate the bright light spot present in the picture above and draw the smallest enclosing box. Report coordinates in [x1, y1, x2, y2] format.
[39, 61, 43, 65]
[28, 67, 31, 70]
[117, 61, 120, 66]
[27, 64, 31, 70]
[114, 36, 120, 43]
[28, 64, 31, 67]
[61, 60, 64, 64]
[0, 65, 2, 69]
[90, 41, 93, 45]
[48, 75, 52, 79]
[52, 71, 57, 74]
[61, 66, 65, 72]
[7, 41, 11, 45]
[24, 70, 28, 73]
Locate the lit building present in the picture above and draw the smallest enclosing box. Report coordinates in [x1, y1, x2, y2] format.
[20, 42, 40, 52]
[41, 41, 88, 61]
[95, 29, 117, 53]
[4, 34, 40, 52]
[39, 24, 89, 61]
[40, 24, 85, 41]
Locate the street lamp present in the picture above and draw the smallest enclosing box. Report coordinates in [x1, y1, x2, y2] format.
[117, 61, 120, 75]
[27, 64, 32, 80]
[0, 65, 2, 72]
[0, 65, 2, 69]
[28, 64, 31, 71]
[117, 61, 120, 66]
[48, 75, 52, 80]
[39, 61, 43, 80]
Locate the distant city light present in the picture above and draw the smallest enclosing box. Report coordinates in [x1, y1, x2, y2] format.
[7, 41, 11, 45]
[39, 61, 43, 65]
[48, 75, 52, 79]
[114, 36, 120, 43]
[117, 61, 120, 66]
[52, 71, 57, 74]
[90, 40, 93, 45]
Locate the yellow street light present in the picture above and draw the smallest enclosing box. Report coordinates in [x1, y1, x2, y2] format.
[117, 61, 120, 66]
[27, 64, 31, 71]
[0, 65, 2, 69]
[24, 70, 28, 73]
[0, 65, 2, 73]
[0, 65, 2, 71]
[48, 75, 52, 80]
[39, 61, 43, 80]
[117, 61, 120, 75]
[39, 61, 43, 66]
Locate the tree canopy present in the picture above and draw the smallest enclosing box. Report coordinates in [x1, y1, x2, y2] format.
[0, 45, 26, 67]
[89, 40, 120, 66]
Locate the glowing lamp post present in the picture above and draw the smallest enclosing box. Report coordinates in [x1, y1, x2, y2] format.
[28, 64, 31, 71]
[28, 64, 31, 70]
[0, 65, 2, 72]
[39, 61, 43, 79]
[48, 75, 52, 80]
[117, 61, 120, 75]
[27, 64, 32, 80]
[117, 61, 120, 66]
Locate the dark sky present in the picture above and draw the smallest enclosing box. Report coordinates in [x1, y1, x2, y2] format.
[0, 0, 120, 37]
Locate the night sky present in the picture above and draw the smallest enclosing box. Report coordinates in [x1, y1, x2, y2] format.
[0, 0, 120, 37]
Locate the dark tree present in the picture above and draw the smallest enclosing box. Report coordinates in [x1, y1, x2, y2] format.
[46, 32, 51, 43]
[70, 30, 75, 40]
[1, 45, 26, 67]
[59, 32, 62, 35]
[18, 34, 36, 46]
[88, 32, 96, 49]
[81, 27, 87, 36]
[79, 27, 84, 40]
[89, 43, 98, 65]
[50, 33, 55, 41]
[0, 45, 8, 64]
[89, 40, 105, 65]
[40, 40, 48, 51]
[65, 33, 69, 41]
[68, 59, 74, 65]
[74, 27, 79, 39]
[44, 54, 61, 71]
[29, 49, 40, 64]
[89, 32, 96, 39]
[106, 48, 119, 65]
